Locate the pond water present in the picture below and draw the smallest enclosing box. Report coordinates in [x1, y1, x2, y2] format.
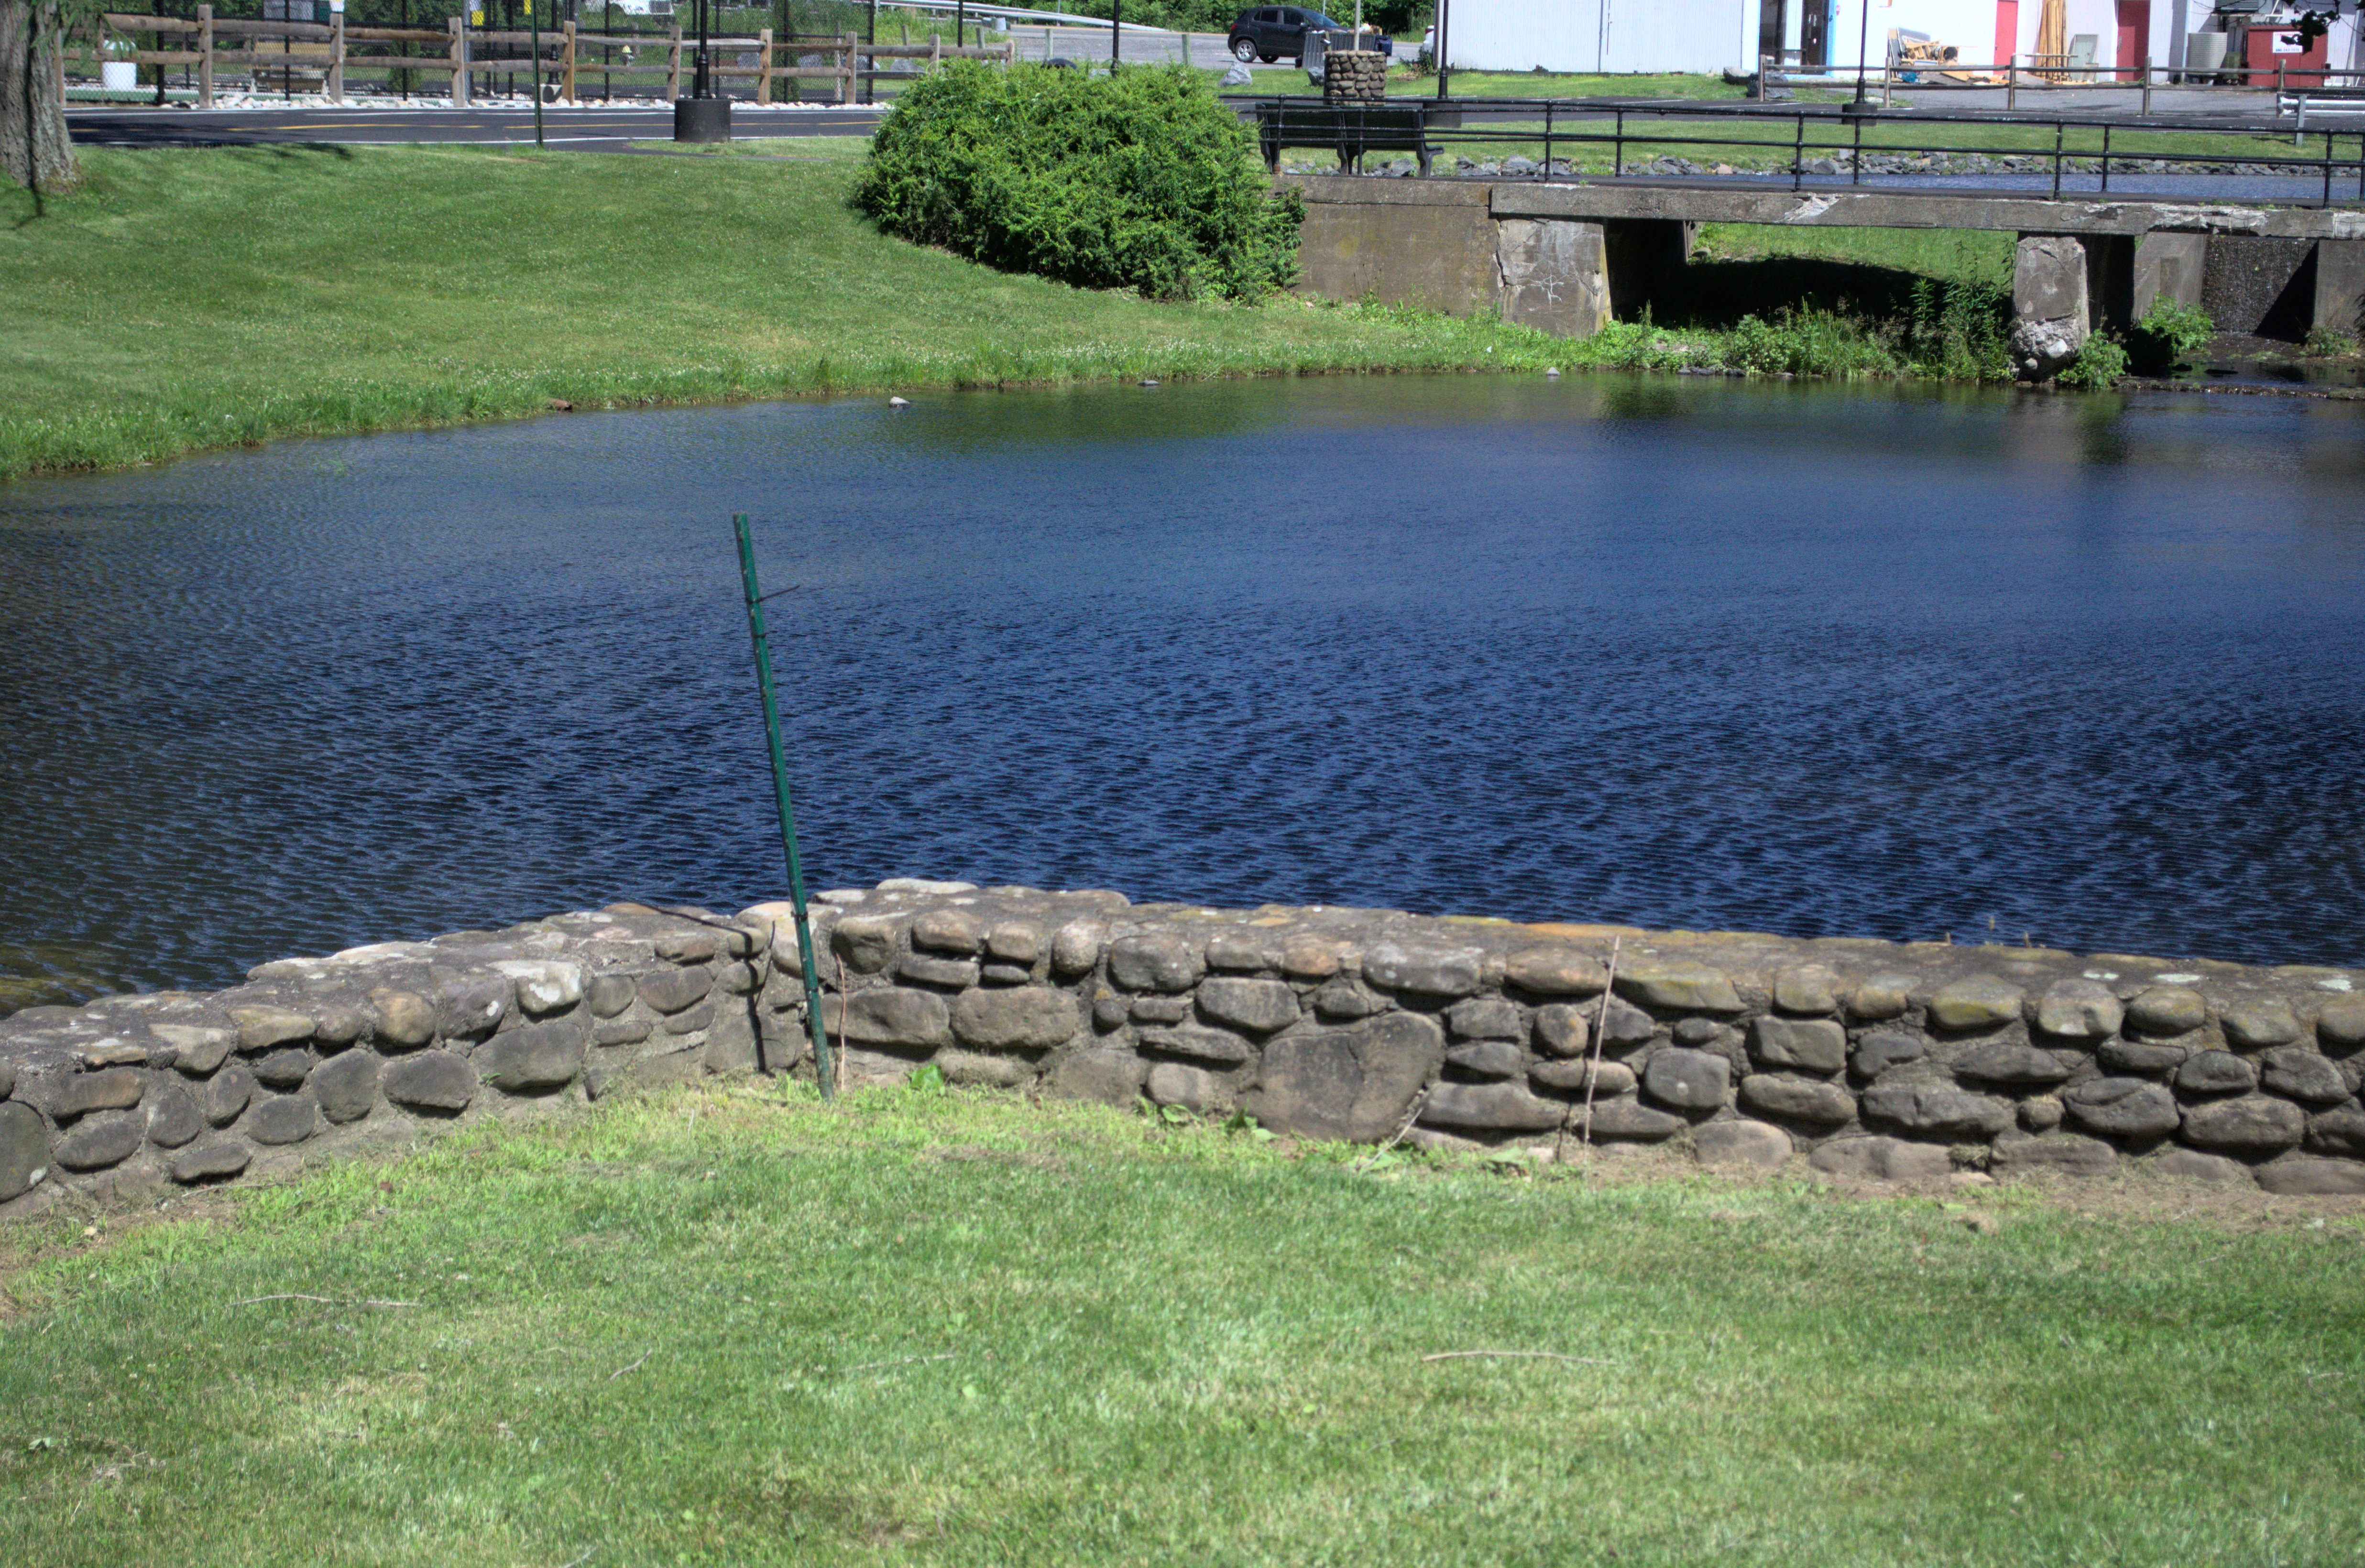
[3, 373, 2362, 1010]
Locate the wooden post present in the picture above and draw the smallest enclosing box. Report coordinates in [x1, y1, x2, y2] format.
[838, 30, 851, 103]
[450, 15, 469, 106]
[198, 3, 214, 108]
[562, 18, 575, 101]
[756, 25, 771, 101]
[2007, 53, 2016, 110]
[328, 11, 344, 102]
[930, 30, 940, 68]
[2140, 53, 2151, 114]
[666, 20, 680, 99]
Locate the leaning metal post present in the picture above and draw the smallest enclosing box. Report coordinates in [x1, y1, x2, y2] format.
[732, 514, 834, 1098]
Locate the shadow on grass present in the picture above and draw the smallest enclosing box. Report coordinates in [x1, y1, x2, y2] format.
[10, 140, 354, 228]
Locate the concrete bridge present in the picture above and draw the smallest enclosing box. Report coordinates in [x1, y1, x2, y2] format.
[1288, 176, 2365, 376]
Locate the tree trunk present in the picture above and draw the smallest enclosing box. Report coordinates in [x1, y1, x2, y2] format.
[1, 0, 79, 194]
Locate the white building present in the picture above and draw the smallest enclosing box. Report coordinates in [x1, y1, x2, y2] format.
[1442, 0, 2362, 82]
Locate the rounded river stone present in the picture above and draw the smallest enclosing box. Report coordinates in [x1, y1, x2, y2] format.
[2173, 1050, 2256, 1095]
[1198, 978, 1301, 1036]
[2126, 985, 2206, 1036]
[2222, 1001, 2302, 1050]
[384, 1051, 479, 1113]
[1695, 1120, 1791, 1168]
[1751, 1017, 1846, 1075]
[144, 1083, 205, 1149]
[1616, 962, 1741, 1014]
[312, 1050, 381, 1123]
[1643, 1047, 1730, 1111]
[169, 1143, 253, 1184]
[2062, 1077, 2180, 1137]
[1927, 976, 2023, 1032]
[1502, 947, 1606, 997]
[2181, 1095, 2304, 1152]
[1739, 1073, 1857, 1124]
[2035, 979, 2123, 1039]
[1532, 1004, 1591, 1058]
[1108, 932, 1201, 994]
[951, 987, 1082, 1052]
[0, 1102, 51, 1201]
[1771, 965, 1839, 1016]
[56, 1112, 143, 1171]
[246, 1093, 318, 1145]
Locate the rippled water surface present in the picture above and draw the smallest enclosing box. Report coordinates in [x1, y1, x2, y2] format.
[4, 375, 2363, 1008]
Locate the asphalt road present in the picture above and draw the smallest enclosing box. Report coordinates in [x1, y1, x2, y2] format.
[68, 103, 886, 148]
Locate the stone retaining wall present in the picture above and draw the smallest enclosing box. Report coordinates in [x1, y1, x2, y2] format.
[4, 881, 2364, 1215]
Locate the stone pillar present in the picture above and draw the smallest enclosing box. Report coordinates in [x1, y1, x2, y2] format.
[2012, 234, 2091, 380]
[1322, 48, 1386, 102]
[2315, 240, 2365, 341]
[1495, 218, 1610, 338]
[1600, 218, 1691, 322]
[2132, 231, 2207, 320]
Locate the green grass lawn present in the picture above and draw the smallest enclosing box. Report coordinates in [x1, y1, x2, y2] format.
[0, 143, 1571, 479]
[2, 1084, 2361, 1566]
[1696, 224, 2015, 286]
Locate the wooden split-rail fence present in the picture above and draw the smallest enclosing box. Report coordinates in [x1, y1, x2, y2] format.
[71, 11, 1015, 109]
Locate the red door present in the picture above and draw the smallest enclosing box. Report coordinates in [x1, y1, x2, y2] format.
[1994, 0, 2018, 71]
[2114, 0, 2150, 81]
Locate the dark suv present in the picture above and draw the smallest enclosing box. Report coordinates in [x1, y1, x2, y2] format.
[1227, 7, 1391, 65]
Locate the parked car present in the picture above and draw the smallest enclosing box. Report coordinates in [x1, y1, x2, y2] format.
[1227, 7, 1392, 65]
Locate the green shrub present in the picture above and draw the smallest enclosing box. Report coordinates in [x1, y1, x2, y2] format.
[854, 61, 1303, 302]
[2126, 297, 2214, 374]
[2056, 334, 2129, 391]
[1718, 307, 1897, 378]
[1903, 277, 2013, 381]
[2304, 324, 2359, 358]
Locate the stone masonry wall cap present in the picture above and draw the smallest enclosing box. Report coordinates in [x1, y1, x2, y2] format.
[1927, 976, 2026, 1031]
[1614, 962, 1742, 1013]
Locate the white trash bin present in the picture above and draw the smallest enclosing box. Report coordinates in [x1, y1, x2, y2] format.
[102, 61, 138, 90]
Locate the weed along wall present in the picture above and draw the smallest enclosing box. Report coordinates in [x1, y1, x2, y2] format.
[4, 880, 2365, 1215]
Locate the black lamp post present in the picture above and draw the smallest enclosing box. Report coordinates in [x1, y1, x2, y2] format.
[675, 0, 731, 138]
[696, 0, 712, 96]
[1847, 0, 1877, 115]
[1435, 0, 1451, 99]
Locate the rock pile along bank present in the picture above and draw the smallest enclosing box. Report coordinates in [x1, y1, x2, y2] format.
[4, 879, 2363, 1214]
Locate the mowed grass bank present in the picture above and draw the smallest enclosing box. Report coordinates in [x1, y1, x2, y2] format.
[3, 1086, 2362, 1567]
[0, 143, 1567, 479]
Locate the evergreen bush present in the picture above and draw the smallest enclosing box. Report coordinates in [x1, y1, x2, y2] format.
[853, 61, 1304, 303]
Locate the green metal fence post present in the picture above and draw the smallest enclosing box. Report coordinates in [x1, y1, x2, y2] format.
[732, 513, 834, 1099]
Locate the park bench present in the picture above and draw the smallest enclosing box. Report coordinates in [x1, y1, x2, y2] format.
[1256, 99, 1453, 176]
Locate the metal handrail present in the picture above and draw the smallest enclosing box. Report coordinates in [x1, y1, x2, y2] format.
[1251, 96, 2365, 207]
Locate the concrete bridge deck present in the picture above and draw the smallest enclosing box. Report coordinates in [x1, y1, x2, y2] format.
[1287, 174, 2365, 378]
